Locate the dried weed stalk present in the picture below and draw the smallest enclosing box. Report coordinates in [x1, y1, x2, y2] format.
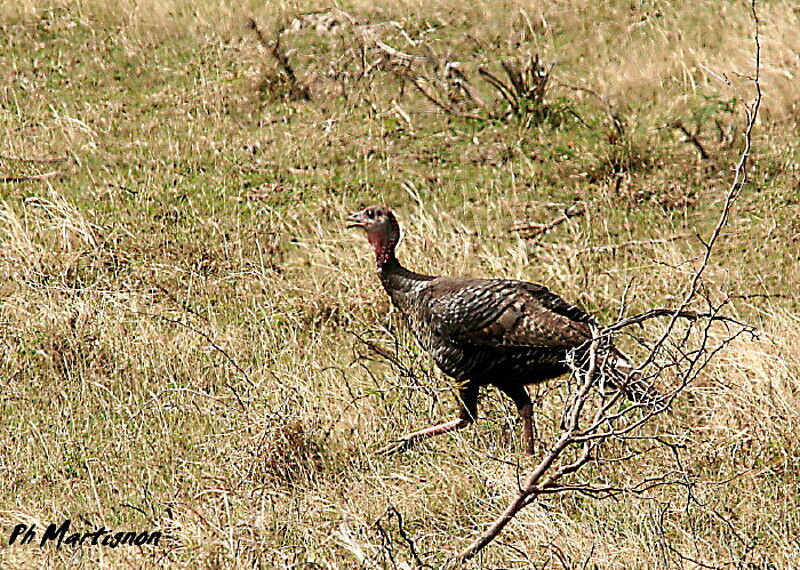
[405, 52, 554, 124]
[247, 17, 311, 101]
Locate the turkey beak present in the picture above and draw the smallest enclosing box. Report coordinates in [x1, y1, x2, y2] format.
[346, 211, 367, 229]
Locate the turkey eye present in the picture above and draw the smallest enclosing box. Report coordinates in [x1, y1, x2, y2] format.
[366, 210, 374, 218]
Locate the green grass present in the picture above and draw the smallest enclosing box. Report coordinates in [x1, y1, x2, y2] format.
[0, 0, 799, 567]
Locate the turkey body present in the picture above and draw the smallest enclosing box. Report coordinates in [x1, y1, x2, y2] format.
[379, 257, 594, 419]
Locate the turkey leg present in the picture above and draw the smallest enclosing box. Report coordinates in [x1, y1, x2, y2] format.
[377, 382, 478, 456]
[497, 383, 535, 454]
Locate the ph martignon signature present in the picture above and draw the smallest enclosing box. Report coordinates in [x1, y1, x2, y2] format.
[8, 520, 162, 548]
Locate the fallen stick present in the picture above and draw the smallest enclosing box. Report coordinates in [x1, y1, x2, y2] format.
[664, 120, 710, 160]
[533, 233, 690, 255]
[0, 154, 70, 163]
[577, 233, 691, 254]
[0, 171, 62, 183]
[509, 203, 586, 238]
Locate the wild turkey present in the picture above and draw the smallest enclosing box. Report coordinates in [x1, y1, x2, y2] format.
[347, 205, 654, 454]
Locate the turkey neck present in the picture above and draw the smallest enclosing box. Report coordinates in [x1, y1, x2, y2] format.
[371, 225, 432, 301]
[378, 256, 433, 305]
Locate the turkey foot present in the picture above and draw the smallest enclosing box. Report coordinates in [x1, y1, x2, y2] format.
[377, 417, 470, 456]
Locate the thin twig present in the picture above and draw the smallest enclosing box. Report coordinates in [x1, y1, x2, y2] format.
[509, 203, 586, 237]
[606, 307, 749, 333]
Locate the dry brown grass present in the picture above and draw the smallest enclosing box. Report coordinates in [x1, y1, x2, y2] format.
[0, 0, 798, 568]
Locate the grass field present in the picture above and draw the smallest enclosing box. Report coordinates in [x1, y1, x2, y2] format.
[0, 1, 798, 568]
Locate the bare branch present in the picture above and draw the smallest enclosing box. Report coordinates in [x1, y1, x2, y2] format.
[606, 307, 751, 333]
[664, 120, 711, 160]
